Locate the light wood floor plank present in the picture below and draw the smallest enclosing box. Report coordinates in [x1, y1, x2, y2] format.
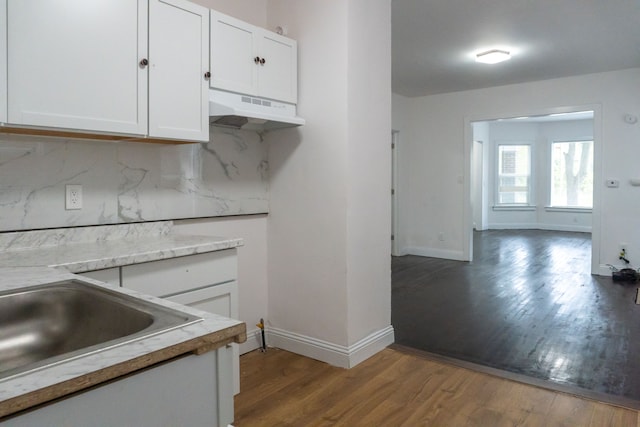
[235, 347, 639, 426]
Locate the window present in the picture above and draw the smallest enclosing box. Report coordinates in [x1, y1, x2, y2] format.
[497, 144, 531, 205]
[550, 140, 593, 208]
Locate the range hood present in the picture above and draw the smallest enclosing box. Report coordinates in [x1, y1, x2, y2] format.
[209, 89, 305, 131]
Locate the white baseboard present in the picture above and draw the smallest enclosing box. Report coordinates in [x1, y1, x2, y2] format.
[239, 328, 263, 355]
[266, 325, 395, 369]
[488, 224, 592, 233]
[596, 264, 636, 277]
[404, 247, 466, 261]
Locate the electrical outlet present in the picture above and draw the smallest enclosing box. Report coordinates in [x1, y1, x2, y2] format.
[65, 184, 82, 210]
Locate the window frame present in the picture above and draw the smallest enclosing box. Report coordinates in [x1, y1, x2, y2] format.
[494, 141, 534, 208]
[548, 139, 594, 210]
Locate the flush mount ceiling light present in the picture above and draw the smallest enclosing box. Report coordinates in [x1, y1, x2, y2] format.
[475, 49, 511, 64]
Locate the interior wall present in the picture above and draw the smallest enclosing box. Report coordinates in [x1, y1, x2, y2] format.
[265, 0, 392, 359]
[345, 0, 392, 346]
[191, 0, 267, 26]
[398, 68, 640, 272]
[265, 0, 350, 347]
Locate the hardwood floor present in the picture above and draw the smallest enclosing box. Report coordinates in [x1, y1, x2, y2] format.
[392, 230, 640, 408]
[234, 347, 640, 426]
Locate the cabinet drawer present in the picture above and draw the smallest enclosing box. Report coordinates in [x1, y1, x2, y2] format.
[121, 249, 237, 297]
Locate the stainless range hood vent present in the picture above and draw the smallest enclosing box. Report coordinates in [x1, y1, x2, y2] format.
[209, 89, 305, 131]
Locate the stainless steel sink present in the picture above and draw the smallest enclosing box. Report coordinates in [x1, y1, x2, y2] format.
[0, 280, 201, 380]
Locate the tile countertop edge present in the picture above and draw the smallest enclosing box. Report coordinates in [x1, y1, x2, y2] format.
[0, 267, 247, 420]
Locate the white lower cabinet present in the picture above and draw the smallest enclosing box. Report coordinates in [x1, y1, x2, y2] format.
[0, 349, 233, 427]
[121, 249, 241, 394]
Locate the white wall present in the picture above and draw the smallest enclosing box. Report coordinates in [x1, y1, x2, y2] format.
[397, 68, 640, 272]
[192, 0, 266, 26]
[345, 0, 392, 348]
[265, 0, 393, 367]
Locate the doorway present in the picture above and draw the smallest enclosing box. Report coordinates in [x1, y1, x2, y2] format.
[465, 106, 601, 274]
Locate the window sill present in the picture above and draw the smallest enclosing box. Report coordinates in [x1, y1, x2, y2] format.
[492, 205, 536, 211]
[544, 206, 592, 213]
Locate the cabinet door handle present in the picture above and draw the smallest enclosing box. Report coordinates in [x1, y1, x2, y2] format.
[204, 71, 211, 80]
[259, 57, 266, 65]
[254, 56, 260, 64]
[139, 58, 149, 68]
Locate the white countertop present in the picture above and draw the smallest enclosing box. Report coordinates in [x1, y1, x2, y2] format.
[0, 221, 242, 273]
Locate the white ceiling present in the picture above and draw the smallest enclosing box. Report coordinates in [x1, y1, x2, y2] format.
[392, 0, 640, 97]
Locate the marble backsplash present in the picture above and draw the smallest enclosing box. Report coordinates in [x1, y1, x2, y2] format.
[0, 127, 269, 232]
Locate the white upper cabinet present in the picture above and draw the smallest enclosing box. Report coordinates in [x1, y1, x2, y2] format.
[7, 0, 148, 135]
[210, 11, 258, 98]
[148, 0, 209, 142]
[257, 32, 297, 104]
[0, 0, 6, 124]
[210, 10, 298, 104]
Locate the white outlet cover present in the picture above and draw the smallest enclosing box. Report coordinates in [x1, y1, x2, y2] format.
[65, 184, 83, 210]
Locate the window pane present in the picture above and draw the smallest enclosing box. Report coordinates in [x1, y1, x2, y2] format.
[550, 141, 593, 208]
[498, 145, 530, 205]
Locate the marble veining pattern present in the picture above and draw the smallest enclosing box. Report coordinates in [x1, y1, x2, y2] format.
[0, 221, 172, 251]
[0, 267, 244, 406]
[0, 222, 243, 273]
[0, 126, 269, 232]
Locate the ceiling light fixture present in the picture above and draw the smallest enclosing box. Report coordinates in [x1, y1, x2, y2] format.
[475, 49, 511, 64]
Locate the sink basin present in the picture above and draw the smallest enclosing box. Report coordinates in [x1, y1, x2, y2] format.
[0, 280, 201, 380]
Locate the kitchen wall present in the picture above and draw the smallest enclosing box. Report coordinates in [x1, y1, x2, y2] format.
[393, 68, 640, 272]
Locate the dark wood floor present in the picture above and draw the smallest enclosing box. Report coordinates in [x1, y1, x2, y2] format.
[392, 230, 640, 408]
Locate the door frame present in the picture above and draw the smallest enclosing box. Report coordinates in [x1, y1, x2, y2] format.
[463, 104, 602, 275]
[392, 130, 400, 256]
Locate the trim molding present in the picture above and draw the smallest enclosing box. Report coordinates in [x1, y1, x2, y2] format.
[488, 224, 592, 233]
[404, 247, 466, 261]
[266, 325, 395, 368]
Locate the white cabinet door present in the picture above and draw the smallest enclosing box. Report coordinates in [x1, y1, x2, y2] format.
[258, 33, 297, 104]
[167, 282, 240, 395]
[210, 10, 298, 104]
[0, 351, 227, 427]
[7, 0, 147, 135]
[0, 0, 6, 123]
[149, 0, 209, 142]
[209, 10, 258, 97]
